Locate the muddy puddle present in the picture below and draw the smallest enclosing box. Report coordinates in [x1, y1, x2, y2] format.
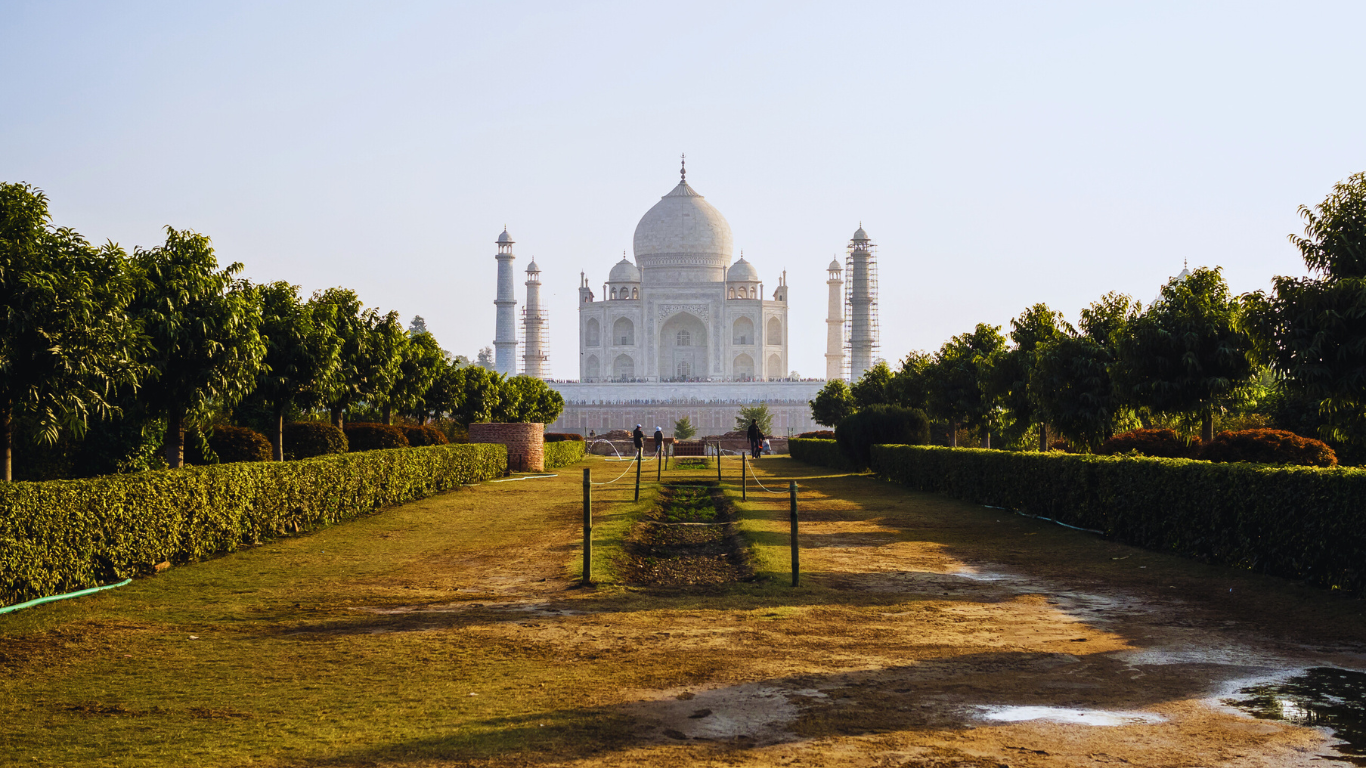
[620, 482, 753, 587]
[1224, 667, 1366, 765]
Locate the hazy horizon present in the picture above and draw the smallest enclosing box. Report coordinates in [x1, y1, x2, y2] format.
[4, 1, 1364, 378]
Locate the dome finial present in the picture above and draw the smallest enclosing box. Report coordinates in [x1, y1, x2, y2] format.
[680, 153, 686, 183]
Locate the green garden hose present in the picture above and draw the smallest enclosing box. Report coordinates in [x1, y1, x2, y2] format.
[0, 578, 132, 616]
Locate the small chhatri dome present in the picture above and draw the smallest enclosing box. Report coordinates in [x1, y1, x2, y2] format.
[852, 223, 869, 242]
[496, 228, 513, 244]
[608, 256, 641, 283]
[526, 258, 540, 273]
[828, 258, 843, 271]
[727, 254, 760, 282]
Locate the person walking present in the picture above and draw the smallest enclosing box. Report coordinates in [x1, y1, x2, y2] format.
[653, 426, 664, 457]
[746, 418, 762, 459]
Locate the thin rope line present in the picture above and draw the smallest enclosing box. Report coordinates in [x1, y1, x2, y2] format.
[746, 459, 786, 494]
[490, 474, 558, 483]
[591, 460, 640, 485]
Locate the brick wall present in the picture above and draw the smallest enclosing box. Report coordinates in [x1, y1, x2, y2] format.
[468, 423, 544, 472]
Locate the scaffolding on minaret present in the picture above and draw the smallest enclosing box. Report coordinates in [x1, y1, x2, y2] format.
[843, 225, 879, 382]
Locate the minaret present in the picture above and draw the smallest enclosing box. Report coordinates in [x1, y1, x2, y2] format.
[825, 257, 845, 380]
[522, 258, 547, 379]
[493, 228, 518, 375]
[847, 224, 878, 380]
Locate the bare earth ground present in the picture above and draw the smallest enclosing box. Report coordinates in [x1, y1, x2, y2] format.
[2, 455, 1365, 767]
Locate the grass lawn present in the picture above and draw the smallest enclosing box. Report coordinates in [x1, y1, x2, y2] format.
[3, 454, 1365, 767]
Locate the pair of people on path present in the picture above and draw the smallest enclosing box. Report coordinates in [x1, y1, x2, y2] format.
[630, 425, 665, 456]
[747, 419, 766, 459]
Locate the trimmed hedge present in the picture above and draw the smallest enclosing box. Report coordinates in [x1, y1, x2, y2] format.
[344, 423, 409, 451]
[0, 444, 507, 606]
[870, 444, 1366, 593]
[401, 424, 450, 447]
[789, 438, 860, 471]
[283, 422, 348, 460]
[209, 425, 272, 463]
[544, 439, 586, 469]
[796, 430, 835, 439]
[544, 433, 585, 443]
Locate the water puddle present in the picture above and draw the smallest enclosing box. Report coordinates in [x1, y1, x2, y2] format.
[1223, 667, 1366, 765]
[976, 705, 1165, 726]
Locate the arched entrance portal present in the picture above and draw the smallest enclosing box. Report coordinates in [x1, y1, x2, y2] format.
[659, 312, 708, 381]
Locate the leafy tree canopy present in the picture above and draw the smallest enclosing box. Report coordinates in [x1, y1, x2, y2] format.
[851, 361, 894, 409]
[672, 415, 696, 440]
[1290, 171, 1366, 279]
[809, 379, 855, 427]
[735, 403, 773, 434]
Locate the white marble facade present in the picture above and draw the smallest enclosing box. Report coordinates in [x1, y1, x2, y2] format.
[577, 165, 789, 383]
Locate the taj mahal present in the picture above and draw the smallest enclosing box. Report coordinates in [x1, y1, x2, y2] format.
[489, 158, 880, 437]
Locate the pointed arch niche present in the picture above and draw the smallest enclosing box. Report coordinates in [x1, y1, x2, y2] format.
[659, 311, 708, 381]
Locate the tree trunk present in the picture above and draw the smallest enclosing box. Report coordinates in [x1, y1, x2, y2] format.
[165, 409, 184, 469]
[1202, 413, 1214, 443]
[2, 403, 11, 482]
[272, 408, 285, 462]
[1039, 423, 1049, 452]
[981, 431, 991, 449]
[950, 421, 959, 448]
[383, 405, 393, 425]
[330, 406, 343, 429]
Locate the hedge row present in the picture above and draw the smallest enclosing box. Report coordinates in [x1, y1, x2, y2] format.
[870, 444, 1366, 593]
[789, 438, 860, 471]
[0, 443, 507, 606]
[544, 440, 586, 469]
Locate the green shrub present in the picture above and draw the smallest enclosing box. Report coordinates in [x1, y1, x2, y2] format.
[834, 405, 931, 469]
[789, 438, 859, 471]
[344, 423, 409, 452]
[0, 444, 507, 606]
[796, 430, 835, 439]
[209, 425, 272, 463]
[1202, 428, 1336, 467]
[544, 433, 585, 443]
[1099, 428, 1200, 459]
[544, 440, 586, 469]
[282, 422, 348, 460]
[870, 444, 1366, 593]
[401, 424, 449, 447]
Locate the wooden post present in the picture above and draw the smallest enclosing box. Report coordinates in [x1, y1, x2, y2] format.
[741, 453, 747, 501]
[665, 442, 669, 470]
[789, 481, 799, 587]
[582, 468, 592, 586]
[657, 444, 662, 482]
[716, 442, 722, 483]
[634, 448, 642, 502]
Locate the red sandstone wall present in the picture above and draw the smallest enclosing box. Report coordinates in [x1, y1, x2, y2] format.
[468, 423, 544, 472]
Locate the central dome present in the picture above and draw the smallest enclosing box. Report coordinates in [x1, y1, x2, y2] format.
[632, 179, 733, 273]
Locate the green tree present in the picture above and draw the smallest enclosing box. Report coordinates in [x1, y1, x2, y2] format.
[1115, 267, 1255, 442]
[924, 324, 1006, 447]
[449, 365, 503, 425]
[986, 304, 1070, 450]
[382, 331, 443, 424]
[672, 415, 696, 440]
[1248, 172, 1366, 446]
[887, 351, 933, 411]
[809, 379, 856, 427]
[475, 346, 494, 369]
[851, 361, 894, 409]
[249, 282, 342, 460]
[495, 375, 565, 424]
[132, 226, 264, 469]
[735, 403, 773, 434]
[1029, 334, 1118, 450]
[317, 296, 404, 428]
[409, 356, 465, 423]
[0, 183, 144, 480]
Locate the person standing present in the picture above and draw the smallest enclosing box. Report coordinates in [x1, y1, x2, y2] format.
[632, 424, 645, 456]
[746, 418, 762, 459]
[653, 426, 664, 456]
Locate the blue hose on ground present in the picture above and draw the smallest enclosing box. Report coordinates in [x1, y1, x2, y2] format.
[0, 578, 133, 616]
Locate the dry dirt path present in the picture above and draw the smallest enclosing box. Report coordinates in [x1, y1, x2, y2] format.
[3, 455, 1364, 768]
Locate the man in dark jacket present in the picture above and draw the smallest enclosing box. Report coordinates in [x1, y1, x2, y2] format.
[653, 426, 664, 456]
[747, 419, 762, 459]
[632, 425, 645, 455]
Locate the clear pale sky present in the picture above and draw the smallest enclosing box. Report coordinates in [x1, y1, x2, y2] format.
[4, 2, 1364, 379]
